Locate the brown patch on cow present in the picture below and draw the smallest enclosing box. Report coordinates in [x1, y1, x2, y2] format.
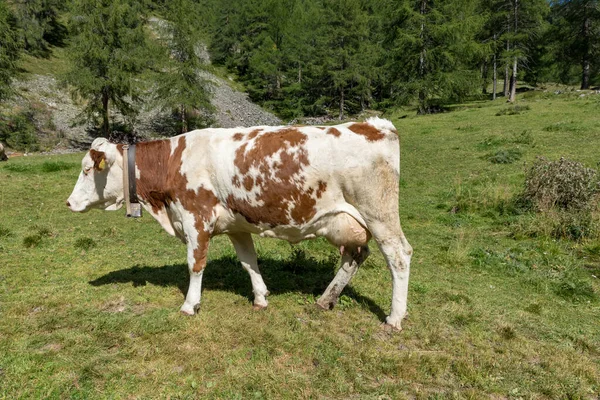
[233, 133, 244, 141]
[89, 149, 106, 171]
[247, 129, 262, 140]
[348, 123, 385, 141]
[243, 176, 254, 191]
[317, 181, 327, 198]
[134, 137, 219, 272]
[326, 127, 341, 137]
[227, 127, 325, 226]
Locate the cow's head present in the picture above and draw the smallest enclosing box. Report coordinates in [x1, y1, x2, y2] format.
[66, 138, 124, 212]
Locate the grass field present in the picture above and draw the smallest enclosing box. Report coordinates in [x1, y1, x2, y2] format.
[1, 93, 600, 399]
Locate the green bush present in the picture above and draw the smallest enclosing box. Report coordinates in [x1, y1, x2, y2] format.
[486, 148, 523, 164]
[0, 108, 39, 152]
[495, 105, 531, 116]
[75, 237, 96, 251]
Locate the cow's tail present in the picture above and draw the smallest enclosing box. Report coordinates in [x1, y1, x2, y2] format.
[365, 117, 398, 139]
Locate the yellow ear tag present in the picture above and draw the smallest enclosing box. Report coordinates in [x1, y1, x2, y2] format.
[98, 159, 106, 170]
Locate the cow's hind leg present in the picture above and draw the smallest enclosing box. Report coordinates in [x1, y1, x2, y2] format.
[353, 158, 412, 330]
[316, 245, 370, 310]
[228, 232, 269, 310]
[367, 220, 412, 330]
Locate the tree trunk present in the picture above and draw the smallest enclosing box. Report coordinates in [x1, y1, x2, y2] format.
[418, 90, 426, 114]
[581, 16, 591, 90]
[504, 9, 511, 98]
[180, 104, 186, 135]
[102, 91, 110, 137]
[508, 0, 518, 103]
[493, 47, 497, 99]
[418, 0, 427, 113]
[482, 60, 488, 94]
[339, 88, 344, 120]
[508, 57, 517, 102]
[503, 42, 510, 97]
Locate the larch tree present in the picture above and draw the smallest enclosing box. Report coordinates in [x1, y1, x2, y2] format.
[154, 0, 213, 135]
[14, 0, 65, 57]
[64, 0, 154, 137]
[505, 0, 548, 102]
[0, 2, 21, 102]
[551, 0, 600, 89]
[383, 0, 486, 113]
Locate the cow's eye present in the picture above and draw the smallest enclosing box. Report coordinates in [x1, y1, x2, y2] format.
[83, 167, 92, 175]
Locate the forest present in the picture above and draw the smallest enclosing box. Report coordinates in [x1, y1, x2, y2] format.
[0, 0, 599, 130]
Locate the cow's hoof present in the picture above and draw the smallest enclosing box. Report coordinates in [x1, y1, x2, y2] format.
[180, 303, 197, 316]
[315, 298, 335, 311]
[383, 316, 404, 332]
[381, 322, 402, 332]
[253, 304, 267, 311]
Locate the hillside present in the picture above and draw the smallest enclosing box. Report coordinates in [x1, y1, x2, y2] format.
[6, 49, 281, 153]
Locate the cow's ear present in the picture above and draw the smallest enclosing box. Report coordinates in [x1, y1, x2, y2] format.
[91, 137, 109, 150]
[90, 138, 118, 168]
[90, 149, 107, 171]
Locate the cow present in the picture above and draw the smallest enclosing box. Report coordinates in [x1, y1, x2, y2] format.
[0, 143, 7, 161]
[66, 117, 413, 330]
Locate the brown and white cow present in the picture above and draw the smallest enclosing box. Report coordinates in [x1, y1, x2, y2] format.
[66, 117, 413, 330]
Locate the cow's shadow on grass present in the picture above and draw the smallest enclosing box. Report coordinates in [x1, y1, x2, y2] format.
[89, 249, 387, 321]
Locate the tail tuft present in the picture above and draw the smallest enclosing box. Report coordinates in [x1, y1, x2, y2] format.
[365, 117, 397, 134]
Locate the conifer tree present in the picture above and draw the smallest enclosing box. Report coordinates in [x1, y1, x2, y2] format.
[0, 2, 21, 102]
[154, 0, 213, 134]
[64, 0, 154, 137]
[551, 0, 600, 89]
[14, 0, 66, 57]
[383, 0, 486, 113]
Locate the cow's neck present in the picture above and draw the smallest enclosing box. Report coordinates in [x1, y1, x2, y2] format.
[126, 138, 182, 238]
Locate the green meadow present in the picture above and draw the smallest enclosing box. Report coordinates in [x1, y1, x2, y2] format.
[1, 94, 599, 399]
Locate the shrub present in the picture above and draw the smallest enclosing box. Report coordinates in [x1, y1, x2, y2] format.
[523, 157, 599, 212]
[495, 105, 530, 116]
[23, 234, 42, 248]
[75, 237, 96, 251]
[0, 108, 39, 152]
[0, 226, 13, 238]
[486, 148, 523, 164]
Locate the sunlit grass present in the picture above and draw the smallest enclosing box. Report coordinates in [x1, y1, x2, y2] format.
[1, 94, 599, 398]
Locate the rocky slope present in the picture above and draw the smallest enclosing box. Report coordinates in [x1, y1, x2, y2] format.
[11, 65, 282, 151]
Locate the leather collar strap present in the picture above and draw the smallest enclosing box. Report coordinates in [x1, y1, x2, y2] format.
[122, 144, 142, 218]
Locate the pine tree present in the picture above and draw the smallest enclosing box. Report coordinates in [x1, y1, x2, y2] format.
[154, 0, 213, 134]
[310, 0, 371, 119]
[64, 0, 154, 137]
[383, 0, 486, 113]
[14, 0, 66, 57]
[0, 2, 21, 102]
[504, 0, 548, 102]
[551, 0, 600, 89]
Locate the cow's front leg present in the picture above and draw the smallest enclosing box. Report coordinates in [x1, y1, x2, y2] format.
[228, 232, 269, 310]
[181, 230, 210, 315]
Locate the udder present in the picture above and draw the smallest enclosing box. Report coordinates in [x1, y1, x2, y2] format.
[320, 212, 371, 249]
